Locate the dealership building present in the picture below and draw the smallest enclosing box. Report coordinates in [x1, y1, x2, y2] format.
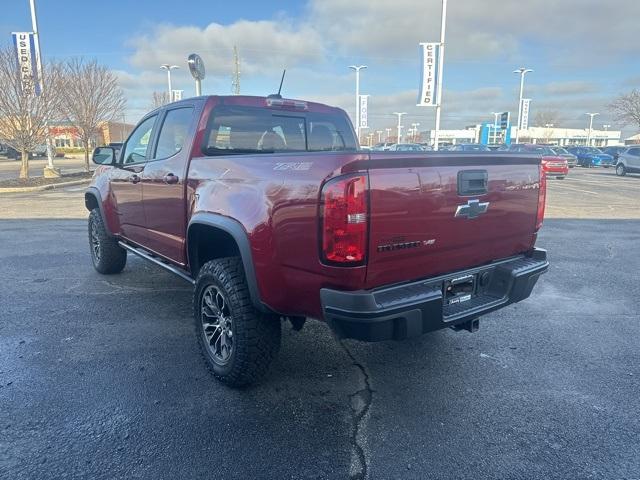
[421, 125, 622, 147]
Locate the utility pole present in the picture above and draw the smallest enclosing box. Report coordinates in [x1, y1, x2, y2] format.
[514, 67, 533, 143]
[160, 64, 179, 102]
[585, 112, 599, 146]
[232, 46, 241, 95]
[349, 65, 367, 144]
[393, 112, 406, 143]
[432, 0, 448, 151]
[29, 0, 57, 175]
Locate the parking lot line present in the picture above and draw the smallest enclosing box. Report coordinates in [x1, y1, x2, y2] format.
[552, 184, 599, 195]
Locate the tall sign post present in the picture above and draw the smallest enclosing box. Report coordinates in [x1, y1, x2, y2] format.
[349, 65, 367, 144]
[187, 53, 205, 97]
[28, 0, 58, 176]
[417, 0, 447, 151]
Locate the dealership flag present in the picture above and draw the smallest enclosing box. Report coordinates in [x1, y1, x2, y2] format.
[359, 95, 369, 129]
[520, 99, 531, 130]
[12, 32, 41, 96]
[417, 42, 440, 106]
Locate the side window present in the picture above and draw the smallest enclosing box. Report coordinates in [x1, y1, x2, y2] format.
[122, 115, 157, 164]
[630, 148, 640, 157]
[153, 107, 194, 160]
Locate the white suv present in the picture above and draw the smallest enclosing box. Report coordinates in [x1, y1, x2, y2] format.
[616, 147, 640, 176]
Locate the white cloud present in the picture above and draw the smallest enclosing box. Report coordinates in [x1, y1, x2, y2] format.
[128, 20, 326, 76]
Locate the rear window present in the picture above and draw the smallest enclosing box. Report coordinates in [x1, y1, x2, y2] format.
[203, 105, 357, 155]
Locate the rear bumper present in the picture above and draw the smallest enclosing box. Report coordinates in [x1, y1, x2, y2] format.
[321, 248, 548, 342]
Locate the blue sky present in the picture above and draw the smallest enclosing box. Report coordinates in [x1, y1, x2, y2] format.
[4, 0, 640, 136]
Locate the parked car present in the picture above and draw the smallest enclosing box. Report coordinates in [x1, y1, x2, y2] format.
[550, 147, 578, 168]
[599, 146, 626, 163]
[372, 142, 394, 151]
[506, 144, 569, 179]
[565, 146, 614, 168]
[3, 144, 56, 160]
[86, 94, 548, 386]
[615, 146, 640, 176]
[447, 143, 491, 152]
[386, 143, 426, 151]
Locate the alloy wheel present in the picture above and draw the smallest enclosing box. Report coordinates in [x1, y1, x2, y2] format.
[200, 285, 234, 365]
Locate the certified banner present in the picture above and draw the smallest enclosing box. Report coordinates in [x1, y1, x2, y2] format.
[520, 99, 531, 130]
[417, 42, 440, 106]
[12, 32, 41, 96]
[359, 95, 369, 129]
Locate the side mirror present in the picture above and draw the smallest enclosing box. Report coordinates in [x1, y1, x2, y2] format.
[92, 146, 116, 165]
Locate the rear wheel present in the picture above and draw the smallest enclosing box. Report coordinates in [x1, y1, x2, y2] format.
[616, 163, 626, 176]
[88, 209, 126, 274]
[194, 257, 281, 387]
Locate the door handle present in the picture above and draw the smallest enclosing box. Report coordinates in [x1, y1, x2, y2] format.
[163, 173, 179, 185]
[128, 174, 141, 184]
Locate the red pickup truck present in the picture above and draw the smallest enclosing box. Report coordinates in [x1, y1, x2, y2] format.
[86, 95, 548, 386]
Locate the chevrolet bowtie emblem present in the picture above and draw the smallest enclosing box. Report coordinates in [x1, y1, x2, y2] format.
[455, 199, 490, 219]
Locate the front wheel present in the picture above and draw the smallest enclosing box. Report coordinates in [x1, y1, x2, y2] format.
[88, 209, 126, 274]
[616, 163, 626, 176]
[194, 257, 281, 387]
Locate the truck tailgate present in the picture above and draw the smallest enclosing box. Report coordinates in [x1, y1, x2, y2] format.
[361, 153, 540, 289]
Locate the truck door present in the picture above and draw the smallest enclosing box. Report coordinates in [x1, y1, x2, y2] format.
[110, 114, 159, 245]
[140, 105, 197, 265]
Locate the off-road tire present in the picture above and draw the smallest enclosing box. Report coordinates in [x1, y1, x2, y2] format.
[194, 257, 281, 387]
[88, 209, 126, 274]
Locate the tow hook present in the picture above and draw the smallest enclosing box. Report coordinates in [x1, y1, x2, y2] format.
[452, 318, 479, 333]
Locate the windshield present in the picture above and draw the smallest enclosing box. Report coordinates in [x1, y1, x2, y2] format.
[553, 148, 569, 155]
[203, 105, 357, 155]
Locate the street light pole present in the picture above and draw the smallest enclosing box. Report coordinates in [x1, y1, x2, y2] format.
[376, 130, 383, 143]
[411, 123, 420, 142]
[393, 112, 407, 143]
[349, 65, 367, 145]
[29, 0, 56, 173]
[432, 0, 448, 151]
[585, 112, 599, 146]
[385, 128, 391, 141]
[160, 64, 179, 102]
[513, 67, 533, 143]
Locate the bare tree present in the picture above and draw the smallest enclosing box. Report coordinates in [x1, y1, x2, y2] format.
[534, 110, 561, 128]
[60, 59, 126, 171]
[150, 91, 170, 110]
[610, 89, 640, 129]
[0, 45, 64, 179]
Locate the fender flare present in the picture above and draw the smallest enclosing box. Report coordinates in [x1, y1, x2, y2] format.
[85, 187, 113, 236]
[187, 213, 269, 313]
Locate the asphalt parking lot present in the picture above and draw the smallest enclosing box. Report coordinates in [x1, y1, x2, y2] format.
[0, 167, 639, 479]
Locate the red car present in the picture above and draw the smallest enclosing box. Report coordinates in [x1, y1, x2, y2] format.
[507, 144, 569, 179]
[86, 95, 548, 386]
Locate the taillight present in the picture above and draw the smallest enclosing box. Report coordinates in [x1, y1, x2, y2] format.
[536, 164, 546, 231]
[320, 174, 368, 265]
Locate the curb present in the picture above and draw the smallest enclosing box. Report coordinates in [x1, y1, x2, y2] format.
[0, 179, 91, 194]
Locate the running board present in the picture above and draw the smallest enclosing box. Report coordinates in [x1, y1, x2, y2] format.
[118, 241, 195, 285]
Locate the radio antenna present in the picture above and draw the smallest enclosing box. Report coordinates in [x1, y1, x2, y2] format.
[277, 69, 286, 97]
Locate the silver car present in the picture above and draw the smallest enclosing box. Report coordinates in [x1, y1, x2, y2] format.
[616, 146, 640, 176]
